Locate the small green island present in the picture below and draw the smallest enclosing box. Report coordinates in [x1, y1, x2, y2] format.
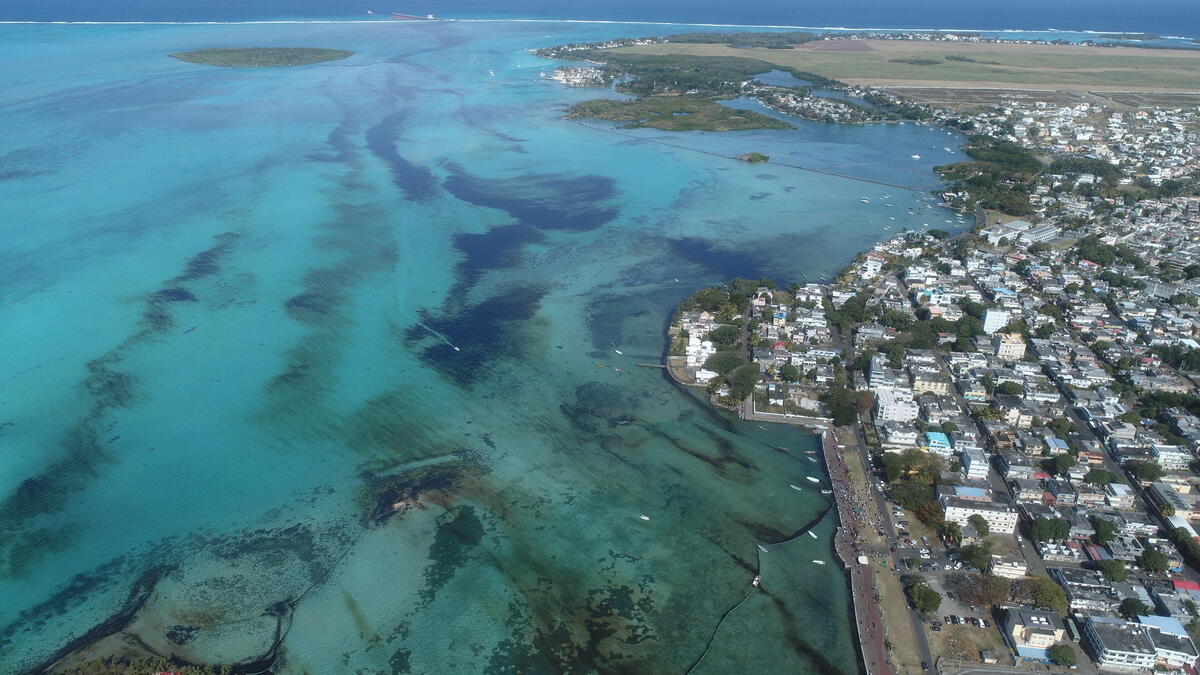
[738, 152, 769, 163]
[566, 97, 792, 132]
[169, 47, 353, 67]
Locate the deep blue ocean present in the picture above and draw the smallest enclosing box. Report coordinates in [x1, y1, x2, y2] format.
[4, 0, 1199, 37]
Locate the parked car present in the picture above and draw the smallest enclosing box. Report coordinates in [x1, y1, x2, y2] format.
[920, 553, 931, 559]
[930, 625, 941, 632]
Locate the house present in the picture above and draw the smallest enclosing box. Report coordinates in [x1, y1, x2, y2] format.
[1003, 608, 1065, 661]
[924, 431, 954, 457]
[990, 555, 1029, 580]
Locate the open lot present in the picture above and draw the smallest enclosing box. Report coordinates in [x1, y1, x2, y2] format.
[612, 40, 1200, 92]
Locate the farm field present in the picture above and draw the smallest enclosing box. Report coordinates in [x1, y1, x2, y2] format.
[611, 40, 1200, 92]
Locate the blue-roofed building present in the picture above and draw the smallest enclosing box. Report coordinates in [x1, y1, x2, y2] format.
[924, 430, 952, 457]
[1044, 436, 1071, 455]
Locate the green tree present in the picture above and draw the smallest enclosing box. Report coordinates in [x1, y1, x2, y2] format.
[968, 514, 990, 538]
[1046, 417, 1075, 437]
[1120, 597, 1151, 619]
[779, 363, 800, 382]
[1092, 517, 1118, 546]
[704, 351, 744, 375]
[1030, 517, 1069, 542]
[707, 324, 741, 349]
[825, 384, 859, 427]
[996, 381, 1024, 396]
[726, 363, 761, 400]
[1048, 644, 1076, 667]
[960, 541, 994, 571]
[1128, 460, 1164, 482]
[907, 582, 942, 614]
[1028, 575, 1068, 614]
[1084, 469, 1118, 485]
[940, 521, 962, 546]
[1052, 453, 1076, 476]
[941, 421, 958, 434]
[1096, 559, 1127, 582]
[1140, 549, 1170, 574]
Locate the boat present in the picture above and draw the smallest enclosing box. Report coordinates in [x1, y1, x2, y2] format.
[392, 12, 436, 20]
[911, 154, 921, 159]
[613, 368, 623, 373]
[805, 476, 820, 483]
[812, 560, 826, 565]
[789, 484, 803, 491]
[807, 457, 817, 462]
[821, 489, 833, 495]
[808, 531, 818, 539]
[804, 450, 816, 455]
[639, 514, 650, 521]
[752, 575, 761, 587]
[452, 346, 461, 352]
[757, 544, 769, 553]
[859, 198, 870, 203]
[614, 349, 623, 355]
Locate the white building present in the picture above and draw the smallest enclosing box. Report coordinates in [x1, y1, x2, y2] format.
[993, 333, 1027, 361]
[983, 309, 1011, 334]
[1153, 445, 1193, 472]
[961, 447, 989, 480]
[1083, 617, 1157, 672]
[990, 555, 1028, 579]
[875, 388, 919, 423]
[940, 496, 1019, 534]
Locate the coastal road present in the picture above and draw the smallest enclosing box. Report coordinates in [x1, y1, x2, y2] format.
[840, 425, 936, 673]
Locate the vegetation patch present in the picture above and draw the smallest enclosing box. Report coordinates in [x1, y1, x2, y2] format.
[170, 47, 353, 67]
[888, 58, 942, 66]
[567, 97, 792, 131]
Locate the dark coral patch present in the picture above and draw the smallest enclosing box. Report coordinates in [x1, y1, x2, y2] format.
[406, 287, 546, 387]
[443, 168, 618, 232]
[364, 112, 436, 200]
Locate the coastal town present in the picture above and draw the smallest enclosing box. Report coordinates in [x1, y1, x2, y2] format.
[662, 58, 1200, 674]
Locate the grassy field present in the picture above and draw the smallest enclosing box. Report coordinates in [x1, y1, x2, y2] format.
[612, 40, 1200, 91]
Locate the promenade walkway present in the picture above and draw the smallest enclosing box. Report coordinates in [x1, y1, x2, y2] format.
[823, 429, 897, 675]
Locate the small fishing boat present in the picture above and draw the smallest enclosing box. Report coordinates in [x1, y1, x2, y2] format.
[859, 198, 870, 204]
[808, 531, 818, 539]
[757, 544, 769, 553]
[804, 450, 816, 455]
[613, 368, 623, 373]
[821, 489, 833, 495]
[789, 484, 803, 491]
[453, 346, 461, 351]
[807, 457, 818, 462]
[614, 349, 623, 355]
[812, 559, 826, 565]
[639, 514, 650, 521]
[805, 476, 820, 484]
[911, 154, 921, 159]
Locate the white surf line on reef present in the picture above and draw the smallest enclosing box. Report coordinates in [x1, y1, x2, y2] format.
[2, 19, 1190, 39]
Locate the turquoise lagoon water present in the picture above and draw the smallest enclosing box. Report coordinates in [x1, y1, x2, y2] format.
[0, 20, 967, 673]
